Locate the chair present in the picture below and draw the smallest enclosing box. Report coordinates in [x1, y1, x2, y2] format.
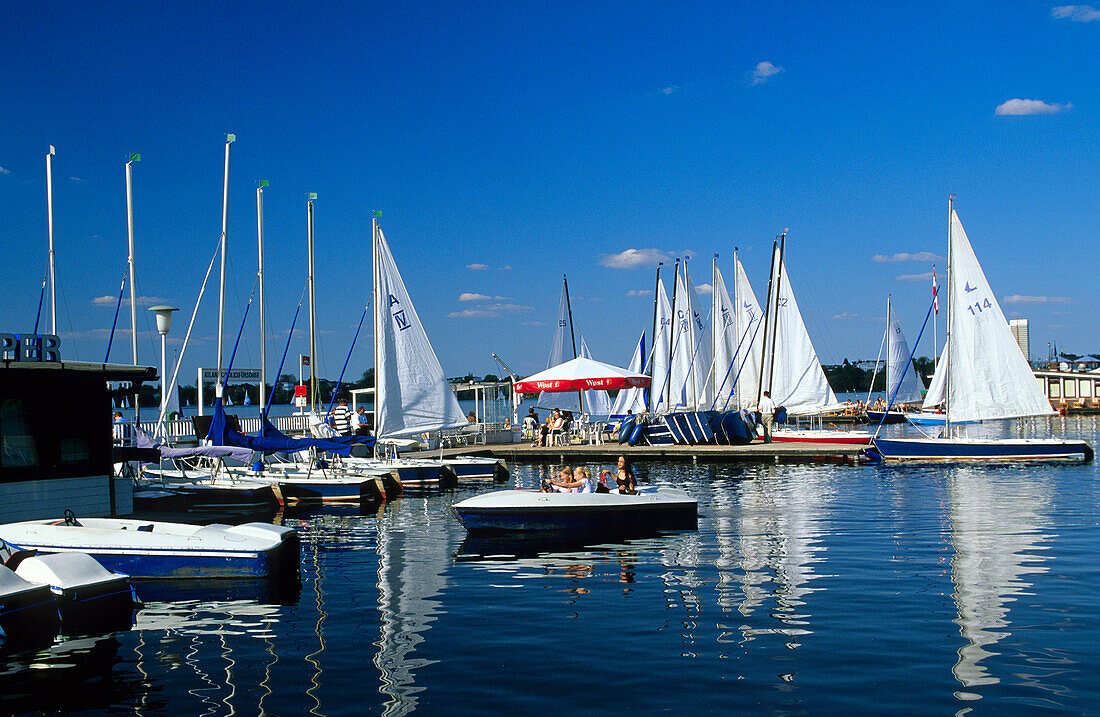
[552, 418, 573, 446]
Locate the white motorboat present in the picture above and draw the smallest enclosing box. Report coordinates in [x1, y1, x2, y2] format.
[0, 514, 299, 579]
[452, 486, 697, 534]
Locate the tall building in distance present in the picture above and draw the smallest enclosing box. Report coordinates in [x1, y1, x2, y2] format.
[1009, 319, 1030, 361]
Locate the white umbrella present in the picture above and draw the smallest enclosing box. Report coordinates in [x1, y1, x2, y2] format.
[513, 356, 650, 394]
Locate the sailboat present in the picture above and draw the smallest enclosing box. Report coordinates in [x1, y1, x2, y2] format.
[869, 198, 1093, 462]
[755, 235, 871, 444]
[865, 297, 924, 424]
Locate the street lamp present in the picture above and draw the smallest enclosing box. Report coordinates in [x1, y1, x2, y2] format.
[148, 305, 178, 421]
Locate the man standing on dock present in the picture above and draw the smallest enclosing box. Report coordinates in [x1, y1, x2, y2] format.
[759, 391, 775, 443]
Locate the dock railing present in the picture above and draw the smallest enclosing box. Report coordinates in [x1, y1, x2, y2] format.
[114, 413, 314, 445]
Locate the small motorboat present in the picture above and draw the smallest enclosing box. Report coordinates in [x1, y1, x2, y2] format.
[452, 486, 697, 535]
[0, 512, 299, 580]
[12, 551, 138, 635]
[0, 563, 61, 640]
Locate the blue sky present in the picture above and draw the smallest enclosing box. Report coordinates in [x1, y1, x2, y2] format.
[1, 1, 1097, 386]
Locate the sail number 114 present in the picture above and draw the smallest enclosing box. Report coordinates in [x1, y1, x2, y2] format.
[967, 299, 993, 315]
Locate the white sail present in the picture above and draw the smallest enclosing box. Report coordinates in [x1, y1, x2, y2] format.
[579, 336, 612, 415]
[649, 279, 673, 413]
[723, 257, 765, 410]
[683, 262, 714, 410]
[374, 227, 467, 438]
[945, 210, 1054, 423]
[760, 252, 838, 414]
[711, 264, 738, 409]
[922, 343, 948, 409]
[610, 331, 647, 415]
[886, 302, 923, 404]
[667, 268, 694, 411]
[537, 280, 581, 413]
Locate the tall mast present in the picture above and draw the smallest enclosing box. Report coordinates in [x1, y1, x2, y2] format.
[945, 194, 955, 432]
[649, 262, 662, 412]
[712, 254, 719, 409]
[562, 274, 581, 412]
[372, 211, 380, 443]
[667, 258, 680, 410]
[46, 145, 56, 335]
[756, 238, 779, 406]
[126, 153, 140, 366]
[765, 232, 786, 402]
[684, 258, 698, 408]
[257, 180, 268, 414]
[733, 248, 740, 410]
[307, 193, 317, 412]
[216, 134, 234, 400]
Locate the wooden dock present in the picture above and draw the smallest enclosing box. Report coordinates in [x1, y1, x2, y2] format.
[420, 441, 868, 465]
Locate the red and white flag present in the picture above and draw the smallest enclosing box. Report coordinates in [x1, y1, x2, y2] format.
[932, 266, 939, 314]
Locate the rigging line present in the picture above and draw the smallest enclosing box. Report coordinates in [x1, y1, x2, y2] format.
[872, 292, 937, 440]
[33, 264, 48, 334]
[866, 314, 888, 405]
[154, 237, 222, 433]
[670, 303, 715, 409]
[55, 273, 80, 360]
[712, 314, 762, 411]
[104, 269, 128, 362]
[264, 284, 309, 422]
[220, 280, 258, 397]
[325, 305, 369, 417]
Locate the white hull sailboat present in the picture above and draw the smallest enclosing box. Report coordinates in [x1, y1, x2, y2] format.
[870, 197, 1092, 463]
[756, 236, 871, 445]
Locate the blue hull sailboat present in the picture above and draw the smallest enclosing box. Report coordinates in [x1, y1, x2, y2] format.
[869, 198, 1092, 463]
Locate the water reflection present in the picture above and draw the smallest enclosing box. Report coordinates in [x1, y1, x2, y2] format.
[947, 468, 1052, 703]
[718, 464, 832, 649]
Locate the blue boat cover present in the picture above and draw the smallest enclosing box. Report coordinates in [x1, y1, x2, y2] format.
[206, 400, 374, 456]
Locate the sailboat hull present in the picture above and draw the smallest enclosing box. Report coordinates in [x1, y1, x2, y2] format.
[868, 437, 1094, 463]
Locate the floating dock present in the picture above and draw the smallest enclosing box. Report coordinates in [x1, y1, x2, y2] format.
[419, 441, 867, 465]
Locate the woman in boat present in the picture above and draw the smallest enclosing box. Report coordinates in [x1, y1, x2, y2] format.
[601, 455, 637, 495]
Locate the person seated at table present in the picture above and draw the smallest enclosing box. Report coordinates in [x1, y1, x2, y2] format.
[522, 410, 539, 439]
[600, 455, 637, 495]
[545, 409, 566, 445]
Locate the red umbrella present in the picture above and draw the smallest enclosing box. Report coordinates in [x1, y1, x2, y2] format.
[513, 356, 650, 394]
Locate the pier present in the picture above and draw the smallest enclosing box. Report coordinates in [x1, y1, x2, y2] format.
[419, 441, 867, 466]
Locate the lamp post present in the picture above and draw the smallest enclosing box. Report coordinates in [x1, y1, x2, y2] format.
[149, 305, 178, 421]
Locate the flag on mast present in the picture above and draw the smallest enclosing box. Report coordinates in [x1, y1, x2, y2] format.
[932, 265, 938, 314]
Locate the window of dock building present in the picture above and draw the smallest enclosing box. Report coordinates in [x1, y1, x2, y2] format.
[0, 373, 111, 483]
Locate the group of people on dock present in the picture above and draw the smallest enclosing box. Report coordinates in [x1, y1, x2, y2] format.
[327, 397, 373, 436]
[526, 407, 574, 447]
[540, 455, 637, 495]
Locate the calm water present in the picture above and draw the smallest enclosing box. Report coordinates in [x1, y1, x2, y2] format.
[3, 416, 1099, 715]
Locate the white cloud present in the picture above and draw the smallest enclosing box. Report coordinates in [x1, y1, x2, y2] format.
[600, 248, 673, 269]
[696, 283, 713, 296]
[501, 265, 512, 271]
[832, 312, 858, 320]
[448, 302, 531, 319]
[896, 272, 933, 282]
[1052, 5, 1100, 21]
[0, 166, 10, 175]
[658, 86, 680, 96]
[626, 289, 653, 297]
[521, 320, 545, 326]
[872, 252, 943, 263]
[448, 309, 494, 319]
[460, 292, 493, 302]
[995, 99, 1072, 115]
[69, 176, 83, 182]
[92, 294, 170, 307]
[466, 263, 489, 270]
[749, 61, 783, 85]
[1001, 295, 1072, 304]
